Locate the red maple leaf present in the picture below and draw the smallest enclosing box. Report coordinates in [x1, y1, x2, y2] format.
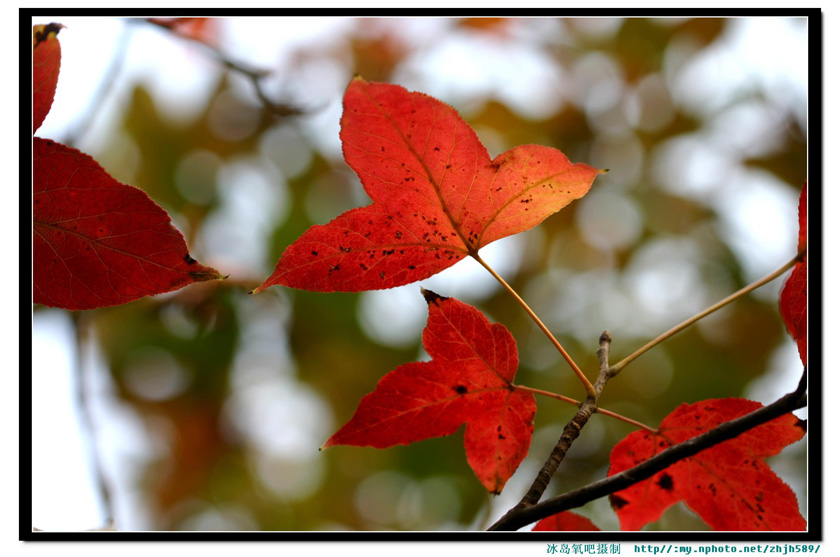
[533, 511, 601, 531]
[607, 398, 806, 531]
[780, 182, 807, 365]
[323, 290, 536, 494]
[254, 78, 599, 293]
[32, 25, 222, 310]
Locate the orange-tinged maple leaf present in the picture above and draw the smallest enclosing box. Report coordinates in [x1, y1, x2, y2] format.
[608, 398, 806, 531]
[323, 290, 536, 494]
[254, 78, 600, 293]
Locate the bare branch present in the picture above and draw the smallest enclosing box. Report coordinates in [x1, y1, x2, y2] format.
[491, 331, 613, 527]
[140, 18, 310, 119]
[488, 367, 807, 531]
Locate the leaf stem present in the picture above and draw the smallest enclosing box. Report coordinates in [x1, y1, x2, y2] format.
[471, 252, 596, 398]
[610, 249, 805, 376]
[513, 384, 657, 433]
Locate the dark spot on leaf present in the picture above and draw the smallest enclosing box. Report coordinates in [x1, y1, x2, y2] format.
[795, 418, 807, 432]
[380, 271, 385, 279]
[395, 231, 402, 239]
[183, 253, 197, 265]
[434, 147, 440, 151]
[657, 473, 674, 492]
[609, 494, 628, 510]
[312, 250, 319, 256]
[453, 385, 468, 395]
[329, 264, 340, 271]
[498, 434, 506, 440]
[408, 265, 415, 270]
[340, 246, 351, 253]
[360, 263, 368, 271]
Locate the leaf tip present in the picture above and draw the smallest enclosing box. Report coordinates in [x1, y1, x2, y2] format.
[420, 287, 448, 305]
[188, 269, 226, 283]
[598, 168, 610, 175]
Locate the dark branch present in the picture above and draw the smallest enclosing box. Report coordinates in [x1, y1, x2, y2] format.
[492, 332, 613, 525]
[140, 18, 309, 119]
[488, 367, 807, 531]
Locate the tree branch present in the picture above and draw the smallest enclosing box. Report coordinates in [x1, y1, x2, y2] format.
[141, 18, 309, 119]
[491, 331, 613, 527]
[488, 367, 807, 531]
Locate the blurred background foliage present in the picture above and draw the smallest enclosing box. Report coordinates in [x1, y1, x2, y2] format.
[32, 16, 808, 531]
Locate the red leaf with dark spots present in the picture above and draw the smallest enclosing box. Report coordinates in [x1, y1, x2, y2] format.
[608, 398, 806, 531]
[33, 23, 64, 133]
[323, 290, 536, 493]
[254, 78, 599, 293]
[780, 182, 807, 365]
[33, 138, 223, 310]
[533, 511, 601, 531]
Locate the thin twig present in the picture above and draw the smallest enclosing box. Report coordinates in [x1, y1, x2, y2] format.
[140, 18, 309, 118]
[488, 367, 807, 531]
[472, 252, 595, 398]
[513, 384, 657, 433]
[493, 331, 613, 528]
[610, 249, 806, 376]
[71, 313, 115, 527]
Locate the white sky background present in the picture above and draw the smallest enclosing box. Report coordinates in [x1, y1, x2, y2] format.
[15, 4, 837, 548]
